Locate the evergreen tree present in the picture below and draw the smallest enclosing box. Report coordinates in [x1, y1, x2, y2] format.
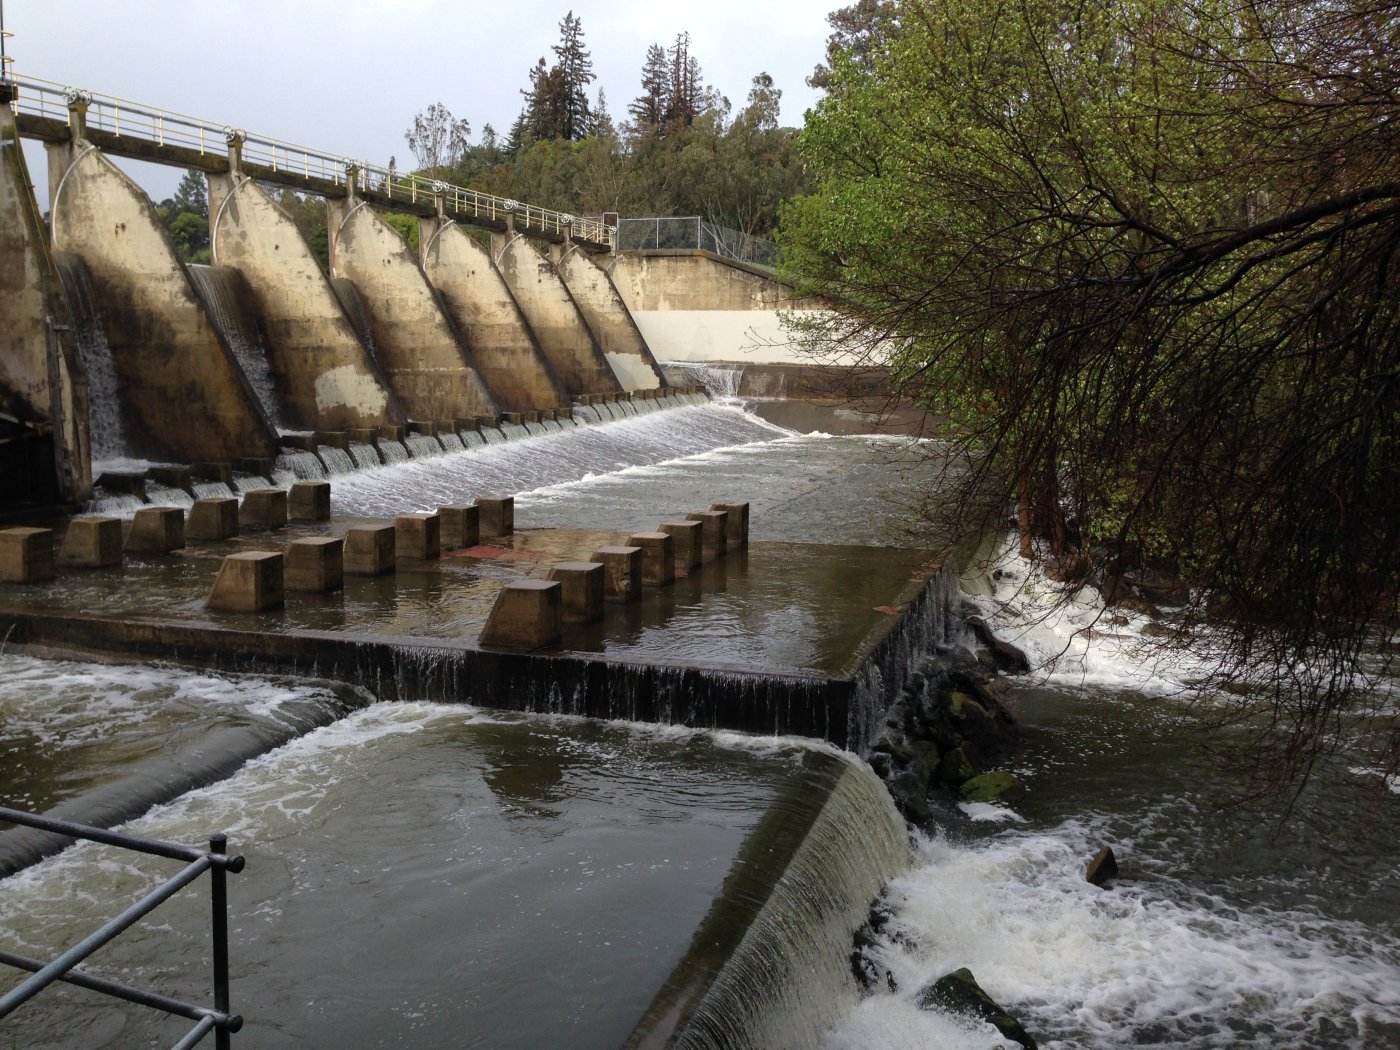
[628, 43, 670, 135]
[552, 10, 596, 141]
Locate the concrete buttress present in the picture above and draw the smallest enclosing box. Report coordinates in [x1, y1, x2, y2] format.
[206, 174, 404, 431]
[554, 244, 666, 392]
[327, 195, 499, 421]
[44, 135, 279, 464]
[0, 88, 92, 504]
[490, 233, 621, 397]
[418, 218, 570, 412]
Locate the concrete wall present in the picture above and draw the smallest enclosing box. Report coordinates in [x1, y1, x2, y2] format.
[46, 139, 279, 464]
[604, 250, 824, 365]
[492, 233, 620, 396]
[419, 220, 569, 411]
[555, 245, 666, 391]
[0, 93, 90, 502]
[208, 174, 403, 430]
[329, 199, 498, 421]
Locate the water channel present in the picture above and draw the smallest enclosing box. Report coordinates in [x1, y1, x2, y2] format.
[2, 388, 1398, 1048]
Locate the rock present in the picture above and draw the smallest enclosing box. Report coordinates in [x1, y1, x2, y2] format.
[1086, 846, 1119, 887]
[960, 770, 1020, 803]
[965, 615, 1031, 673]
[917, 967, 1038, 1049]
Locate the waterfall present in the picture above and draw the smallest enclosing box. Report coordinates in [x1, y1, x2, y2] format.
[461, 431, 486, 449]
[405, 434, 444, 458]
[438, 432, 466, 452]
[317, 446, 357, 475]
[187, 264, 285, 427]
[349, 443, 383, 469]
[625, 749, 911, 1050]
[523, 421, 549, 438]
[663, 362, 744, 401]
[479, 426, 507, 444]
[192, 481, 235, 499]
[378, 440, 411, 464]
[498, 422, 531, 442]
[53, 252, 128, 461]
[278, 450, 327, 479]
[330, 277, 380, 359]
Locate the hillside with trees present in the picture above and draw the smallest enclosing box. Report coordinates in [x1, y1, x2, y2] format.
[780, 0, 1400, 794]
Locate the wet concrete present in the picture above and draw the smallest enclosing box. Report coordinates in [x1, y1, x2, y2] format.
[0, 520, 949, 750]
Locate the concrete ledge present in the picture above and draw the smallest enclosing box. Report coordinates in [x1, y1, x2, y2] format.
[478, 497, 515, 539]
[187, 498, 240, 541]
[659, 520, 703, 571]
[439, 505, 479, 549]
[480, 579, 561, 649]
[1, 528, 55, 583]
[125, 508, 185, 554]
[285, 537, 344, 593]
[547, 561, 605, 623]
[344, 525, 396, 576]
[592, 545, 642, 603]
[57, 518, 123, 569]
[241, 488, 288, 532]
[289, 481, 331, 522]
[711, 502, 750, 547]
[685, 510, 729, 561]
[396, 512, 441, 562]
[628, 532, 675, 586]
[207, 551, 284, 613]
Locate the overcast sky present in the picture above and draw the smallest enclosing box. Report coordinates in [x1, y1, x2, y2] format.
[7, 0, 836, 205]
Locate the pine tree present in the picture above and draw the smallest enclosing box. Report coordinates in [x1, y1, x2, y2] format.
[552, 10, 596, 141]
[629, 43, 670, 135]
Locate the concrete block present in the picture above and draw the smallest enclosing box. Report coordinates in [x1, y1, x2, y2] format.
[241, 488, 288, 532]
[234, 457, 275, 480]
[285, 537, 343, 593]
[407, 420, 437, 436]
[547, 561, 605, 623]
[396, 512, 441, 562]
[57, 517, 123, 569]
[289, 480, 331, 522]
[0, 527, 55, 583]
[206, 551, 284, 612]
[344, 524, 396, 575]
[125, 507, 185, 553]
[711, 502, 750, 547]
[147, 465, 193, 495]
[685, 510, 729, 561]
[628, 532, 675, 586]
[280, 433, 318, 452]
[591, 545, 642, 603]
[439, 505, 480, 549]
[379, 425, 406, 443]
[659, 520, 703, 571]
[187, 498, 240, 541]
[478, 497, 515, 539]
[192, 462, 234, 488]
[313, 431, 349, 451]
[479, 579, 561, 649]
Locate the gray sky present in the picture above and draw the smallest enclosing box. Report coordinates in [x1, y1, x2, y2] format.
[7, 0, 836, 205]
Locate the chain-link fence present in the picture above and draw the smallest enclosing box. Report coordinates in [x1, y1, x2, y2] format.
[617, 217, 778, 268]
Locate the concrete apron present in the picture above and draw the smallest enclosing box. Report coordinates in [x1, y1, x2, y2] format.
[0, 523, 949, 752]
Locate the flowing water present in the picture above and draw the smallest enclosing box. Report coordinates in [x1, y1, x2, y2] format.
[53, 253, 128, 462]
[187, 264, 285, 429]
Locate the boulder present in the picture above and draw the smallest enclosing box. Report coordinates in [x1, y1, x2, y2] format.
[917, 967, 1037, 1049]
[965, 615, 1031, 673]
[960, 770, 1020, 803]
[1086, 846, 1119, 887]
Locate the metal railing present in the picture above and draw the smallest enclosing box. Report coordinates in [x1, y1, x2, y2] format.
[0, 806, 244, 1049]
[617, 216, 778, 267]
[6, 73, 614, 248]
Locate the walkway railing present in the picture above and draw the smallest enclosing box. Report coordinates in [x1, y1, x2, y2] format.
[6, 73, 613, 248]
[0, 806, 244, 1049]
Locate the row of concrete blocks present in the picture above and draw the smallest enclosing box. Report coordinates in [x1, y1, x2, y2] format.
[479, 501, 751, 650]
[0, 482, 338, 584]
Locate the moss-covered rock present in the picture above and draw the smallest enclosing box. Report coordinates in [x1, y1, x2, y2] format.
[960, 770, 1020, 802]
[917, 967, 1038, 1049]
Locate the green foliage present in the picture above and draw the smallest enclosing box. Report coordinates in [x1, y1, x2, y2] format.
[782, 0, 1400, 794]
[157, 169, 209, 263]
[381, 212, 420, 253]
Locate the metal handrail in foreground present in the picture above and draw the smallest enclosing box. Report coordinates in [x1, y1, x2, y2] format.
[0, 806, 244, 1049]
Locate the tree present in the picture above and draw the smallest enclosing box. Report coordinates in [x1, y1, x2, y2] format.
[781, 0, 1400, 797]
[628, 43, 670, 136]
[157, 169, 209, 263]
[807, 0, 896, 91]
[405, 103, 471, 173]
[551, 10, 596, 141]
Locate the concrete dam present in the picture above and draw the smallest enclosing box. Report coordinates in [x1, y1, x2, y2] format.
[0, 76, 966, 1050]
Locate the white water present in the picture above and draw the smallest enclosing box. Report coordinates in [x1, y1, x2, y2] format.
[54, 254, 129, 461]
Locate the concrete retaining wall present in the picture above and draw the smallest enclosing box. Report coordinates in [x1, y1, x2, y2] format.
[208, 174, 403, 430]
[604, 250, 824, 365]
[45, 139, 278, 463]
[493, 233, 620, 396]
[328, 198, 498, 421]
[419, 220, 569, 411]
[0, 92, 90, 503]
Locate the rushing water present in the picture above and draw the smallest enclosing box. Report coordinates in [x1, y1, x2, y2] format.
[187, 264, 285, 429]
[53, 253, 128, 462]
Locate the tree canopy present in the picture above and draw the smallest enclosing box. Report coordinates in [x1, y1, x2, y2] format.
[781, 0, 1400, 795]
